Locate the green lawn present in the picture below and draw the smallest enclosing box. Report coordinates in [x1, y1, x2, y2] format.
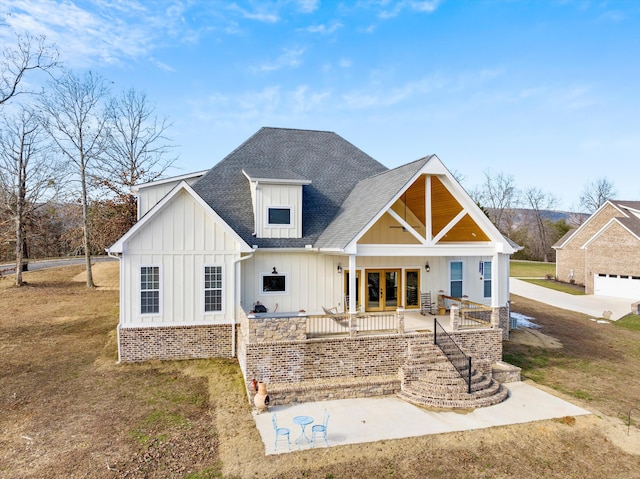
[510, 260, 555, 278]
[510, 260, 585, 294]
[520, 278, 585, 295]
[615, 314, 640, 332]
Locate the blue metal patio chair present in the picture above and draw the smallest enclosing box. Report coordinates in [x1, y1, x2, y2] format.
[311, 409, 330, 447]
[272, 413, 291, 451]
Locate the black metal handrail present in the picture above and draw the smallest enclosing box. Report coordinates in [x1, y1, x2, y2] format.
[433, 318, 472, 394]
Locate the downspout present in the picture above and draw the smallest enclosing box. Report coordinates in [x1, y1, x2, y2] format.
[233, 251, 255, 357]
[107, 250, 123, 364]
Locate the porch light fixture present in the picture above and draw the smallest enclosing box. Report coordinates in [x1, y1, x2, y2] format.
[272, 267, 278, 275]
[425, 262, 430, 272]
[337, 263, 343, 274]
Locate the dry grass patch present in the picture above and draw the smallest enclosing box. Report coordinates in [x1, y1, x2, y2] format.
[72, 260, 120, 289]
[0, 266, 218, 478]
[1, 266, 640, 478]
[506, 295, 640, 418]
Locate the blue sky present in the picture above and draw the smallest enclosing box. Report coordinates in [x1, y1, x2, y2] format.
[3, 0, 639, 210]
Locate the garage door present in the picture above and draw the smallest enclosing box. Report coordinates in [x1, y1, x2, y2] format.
[594, 274, 640, 300]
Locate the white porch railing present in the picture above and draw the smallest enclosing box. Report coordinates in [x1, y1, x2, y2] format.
[307, 312, 400, 338]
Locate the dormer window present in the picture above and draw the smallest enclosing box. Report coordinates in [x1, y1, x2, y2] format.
[242, 168, 311, 239]
[267, 207, 293, 227]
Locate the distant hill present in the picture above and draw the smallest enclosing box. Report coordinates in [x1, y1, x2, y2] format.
[488, 208, 589, 227]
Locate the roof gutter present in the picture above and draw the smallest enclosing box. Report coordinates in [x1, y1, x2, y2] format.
[232, 252, 255, 357]
[107, 250, 123, 364]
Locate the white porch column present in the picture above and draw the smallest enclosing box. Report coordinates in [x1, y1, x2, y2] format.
[491, 253, 500, 308]
[491, 253, 500, 328]
[349, 254, 357, 314]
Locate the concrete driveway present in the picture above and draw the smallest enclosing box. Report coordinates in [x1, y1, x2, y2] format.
[510, 278, 634, 320]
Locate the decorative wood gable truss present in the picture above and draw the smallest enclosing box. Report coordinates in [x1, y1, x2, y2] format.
[345, 156, 509, 253]
[359, 175, 491, 246]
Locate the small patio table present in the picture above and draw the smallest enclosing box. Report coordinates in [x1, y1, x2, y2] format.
[293, 415, 314, 445]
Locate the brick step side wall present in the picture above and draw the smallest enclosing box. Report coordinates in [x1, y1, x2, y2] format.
[398, 339, 508, 409]
[256, 375, 401, 407]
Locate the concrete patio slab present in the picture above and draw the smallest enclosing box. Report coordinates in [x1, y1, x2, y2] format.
[253, 381, 590, 455]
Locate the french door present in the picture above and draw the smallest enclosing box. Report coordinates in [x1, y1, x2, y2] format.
[366, 269, 401, 312]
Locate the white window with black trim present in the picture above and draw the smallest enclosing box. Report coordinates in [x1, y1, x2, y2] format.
[204, 265, 223, 313]
[266, 206, 293, 228]
[140, 266, 160, 314]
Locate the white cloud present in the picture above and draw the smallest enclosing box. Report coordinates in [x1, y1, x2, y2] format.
[378, 0, 441, 19]
[150, 57, 176, 73]
[253, 48, 305, 72]
[192, 84, 331, 125]
[293, 0, 320, 13]
[304, 21, 343, 34]
[342, 73, 449, 109]
[228, 3, 280, 23]
[1, 0, 197, 68]
[292, 85, 331, 113]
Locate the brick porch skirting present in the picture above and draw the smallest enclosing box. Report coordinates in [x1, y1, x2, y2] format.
[118, 324, 233, 362]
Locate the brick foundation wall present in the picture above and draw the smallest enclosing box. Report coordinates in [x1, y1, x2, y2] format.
[243, 333, 413, 385]
[449, 328, 503, 375]
[119, 324, 233, 362]
[239, 326, 503, 404]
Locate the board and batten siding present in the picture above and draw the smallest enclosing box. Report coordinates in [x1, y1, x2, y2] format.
[121, 189, 244, 327]
[255, 183, 303, 239]
[137, 176, 203, 219]
[239, 252, 511, 315]
[242, 252, 343, 314]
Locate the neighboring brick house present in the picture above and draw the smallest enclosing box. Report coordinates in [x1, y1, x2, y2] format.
[553, 200, 640, 299]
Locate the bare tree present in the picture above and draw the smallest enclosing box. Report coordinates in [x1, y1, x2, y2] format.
[523, 187, 557, 263]
[0, 107, 59, 285]
[39, 70, 110, 288]
[579, 177, 616, 213]
[470, 170, 520, 235]
[1, 30, 59, 107]
[98, 87, 176, 230]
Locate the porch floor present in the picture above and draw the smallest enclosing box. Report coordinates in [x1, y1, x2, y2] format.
[402, 310, 451, 333]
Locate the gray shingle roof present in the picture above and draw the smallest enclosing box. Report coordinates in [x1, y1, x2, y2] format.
[316, 157, 433, 248]
[614, 200, 640, 211]
[192, 127, 388, 248]
[618, 216, 640, 238]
